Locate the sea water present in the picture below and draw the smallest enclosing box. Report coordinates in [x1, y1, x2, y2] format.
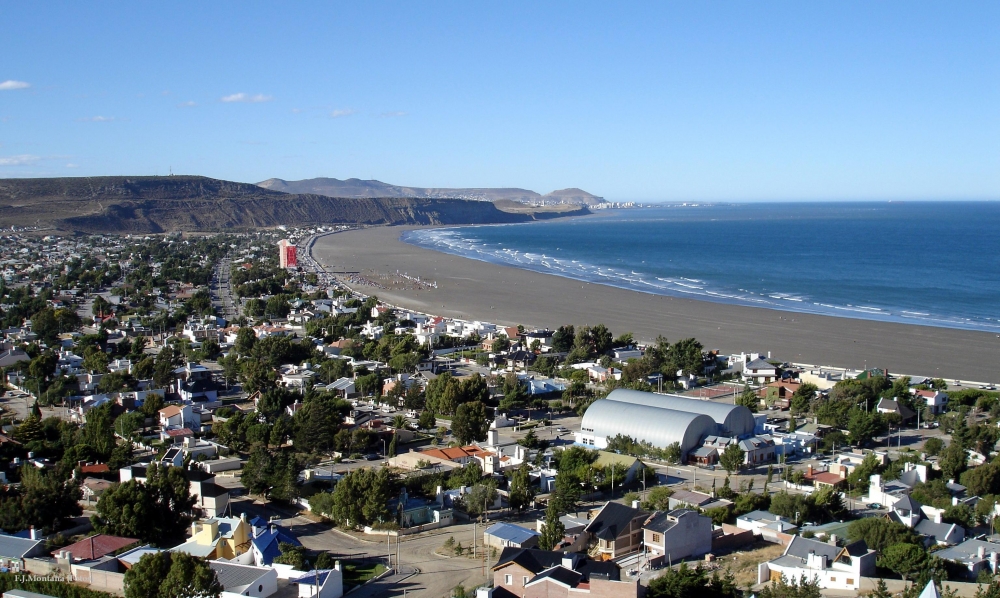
[401, 202, 1000, 332]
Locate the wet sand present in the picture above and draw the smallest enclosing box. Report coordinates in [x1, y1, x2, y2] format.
[313, 226, 1000, 382]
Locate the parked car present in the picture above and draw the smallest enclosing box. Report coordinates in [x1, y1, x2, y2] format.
[866, 503, 882, 510]
[364, 453, 380, 461]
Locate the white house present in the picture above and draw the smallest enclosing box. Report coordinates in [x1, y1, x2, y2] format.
[743, 358, 779, 385]
[642, 509, 713, 566]
[758, 535, 876, 590]
[210, 561, 277, 598]
[159, 404, 197, 430]
[294, 568, 344, 598]
[913, 389, 949, 414]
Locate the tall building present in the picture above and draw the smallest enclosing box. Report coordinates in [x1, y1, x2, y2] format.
[277, 239, 297, 269]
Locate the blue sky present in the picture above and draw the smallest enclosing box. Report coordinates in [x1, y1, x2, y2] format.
[1, 3, 997, 201]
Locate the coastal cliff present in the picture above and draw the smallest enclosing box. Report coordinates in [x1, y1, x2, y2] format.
[0, 176, 589, 233]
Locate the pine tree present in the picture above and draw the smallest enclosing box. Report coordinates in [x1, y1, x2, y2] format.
[538, 500, 565, 551]
[388, 434, 397, 457]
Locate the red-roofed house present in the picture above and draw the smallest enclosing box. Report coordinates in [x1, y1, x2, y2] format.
[418, 445, 491, 466]
[805, 464, 846, 490]
[53, 534, 139, 562]
[79, 463, 110, 476]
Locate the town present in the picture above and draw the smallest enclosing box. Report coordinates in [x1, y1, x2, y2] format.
[0, 228, 999, 598]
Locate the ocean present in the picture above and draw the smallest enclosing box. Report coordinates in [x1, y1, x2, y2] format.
[401, 202, 1000, 333]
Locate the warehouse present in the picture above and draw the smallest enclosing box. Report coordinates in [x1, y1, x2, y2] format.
[603, 388, 756, 437]
[576, 389, 757, 457]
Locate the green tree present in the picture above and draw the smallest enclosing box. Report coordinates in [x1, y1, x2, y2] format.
[879, 542, 927, 582]
[93, 464, 195, 546]
[961, 463, 1000, 497]
[418, 410, 436, 430]
[234, 327, 256, 355]
[452, 401, 488, 445]
[537, 501, 565, 551]
[923, 437, 944, 457]
[646, 562, 739, 598]
[641, 486, 675, 511]
[663, 442, 682, 464]
[124, 551, 222, 598]
[756, 575, 821, 598]
[847, 408, 888, 447]
[464, 480, 498, 518]
[719, 443, 745, 475]
[508, 465, 535, 513]
[847, 517, 920, 553]
[736, 385, 759, 413]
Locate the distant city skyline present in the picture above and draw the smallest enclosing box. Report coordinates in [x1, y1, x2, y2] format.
[1, 2, 997, 201]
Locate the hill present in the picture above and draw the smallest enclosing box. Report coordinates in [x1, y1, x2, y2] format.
[257, 177, 606, 206]
[0, 176, 588, 233]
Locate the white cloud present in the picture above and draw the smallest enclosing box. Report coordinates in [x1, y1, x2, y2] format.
[0, 80, 30, 91]
[66, 163, 79, 168]
[77, 116, 118, 122]
[378, 111, 407, 118]
[178, 101, 197, 107]
[330, 109, 356, 118]
[0, 154, 40, 166]
[220, 93, 273, 103]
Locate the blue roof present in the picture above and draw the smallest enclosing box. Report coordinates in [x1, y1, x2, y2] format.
[251, 527, 301, 565]
[485, 522, 539, 545]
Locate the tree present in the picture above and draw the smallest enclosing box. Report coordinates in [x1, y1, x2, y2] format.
[880, 542, 927, 582]
[847, 518, 919, 553]
[0, 466, 82, 534]
[234, 327, 256, 355]
[719, 443, 745, 475]
[464, 480, 498, 518]
[646, 562, 739, 598]
[939, 440, 968, 481]
[847, 408, 887, 447]
[736, 385, 759, 413]
[93, 463, 195, 546]
[756, 575, 821, 598]
[641, 486, 674, 511]
[538, 501, 565, 551]
[124, 551, 222, 598]
[452, 401, 488, 445]
[961, 463, 1000, 497]
[865, 579, 892, 598]
[663, 442, 682, 464]
[923, 437, 944, 457]
[508, 465, 535, 512]
[418, 410, 436, 430]
[387, 434, 398, 457]
[552, 325, 575, 352]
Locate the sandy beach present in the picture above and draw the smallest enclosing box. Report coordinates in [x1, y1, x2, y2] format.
[312, 225, 1000, 383]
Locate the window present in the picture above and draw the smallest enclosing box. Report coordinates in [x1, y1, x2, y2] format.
[847, 579, 855, 585]
[830, 577, 835, 582]
[523, 577, 528, 586]
[505, 575, 512, 586]
[651, 533, 661, 543]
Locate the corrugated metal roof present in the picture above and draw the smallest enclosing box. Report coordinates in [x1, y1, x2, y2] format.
[581, 399, 717, 454]
[603, 389, 756, 437]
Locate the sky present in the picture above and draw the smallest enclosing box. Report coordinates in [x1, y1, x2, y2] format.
[1, 3, 998, 201]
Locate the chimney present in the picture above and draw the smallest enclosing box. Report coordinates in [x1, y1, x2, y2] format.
[335, 560, 341, 571]
[807, 464, 813, 476]
[562, 553, 576, 570]
[979, 546, 987, 560]
[191, 522, 199, 537]
[29, 526, 40, 541]
[828, 534, 838, 546]
[632, 500, 641, 509]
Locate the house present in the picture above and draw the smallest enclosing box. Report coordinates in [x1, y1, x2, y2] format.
[293, 568, 344, 598]
[743, 358, 779, 384]
[209, 561, 278, 598]
[914, 389, 949, 415]
[875, 397, 917, 423]
[668, 489, 733, 512]
[736, 510, 798, 544]
[159, 404, 197, 430]
[804, 464, 846, 490]
[170, 516, 252, 561]
[52, 534, 140, 563]
[739, 436, 777, 465]
[758, 535, 876, 590]
[583, 501, 648, 559]
[0, 534, 46, 571]
[251, 524, 302, 566]
[188, 469, 231, 518]
[81, 477, 114, 504]
[325, 377, 355, 398]
[688, 446, 718, 466]
[642, 509, 713, 566]
[484, 523, 539, 550]
[935, 538, 1000, 578]
[489, 548, 640, 598]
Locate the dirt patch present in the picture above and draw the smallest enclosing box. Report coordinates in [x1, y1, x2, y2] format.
[715, 541, 785, 588]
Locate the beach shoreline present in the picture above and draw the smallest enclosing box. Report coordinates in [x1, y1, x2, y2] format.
[312, 225, 1000, 383]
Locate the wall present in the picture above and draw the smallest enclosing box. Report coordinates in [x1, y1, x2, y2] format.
[71, 565, 126, 594]
[711, 525, 755, 552]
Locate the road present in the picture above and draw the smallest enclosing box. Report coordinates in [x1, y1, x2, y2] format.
[211, 255, 239, 321]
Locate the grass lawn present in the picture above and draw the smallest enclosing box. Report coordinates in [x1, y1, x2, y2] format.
[341, 561, 388, 590]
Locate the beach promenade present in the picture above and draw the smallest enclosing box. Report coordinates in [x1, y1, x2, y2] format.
[312, 225, 1000, 383]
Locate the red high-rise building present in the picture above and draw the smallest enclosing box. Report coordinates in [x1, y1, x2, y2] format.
[278, 239, 297, 268]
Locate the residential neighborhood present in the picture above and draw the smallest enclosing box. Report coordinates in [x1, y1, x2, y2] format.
[0, 228, 999, 598]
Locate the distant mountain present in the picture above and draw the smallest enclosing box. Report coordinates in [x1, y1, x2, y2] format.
[0, 175, 588, 233]
[257, 177, 606, 206]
